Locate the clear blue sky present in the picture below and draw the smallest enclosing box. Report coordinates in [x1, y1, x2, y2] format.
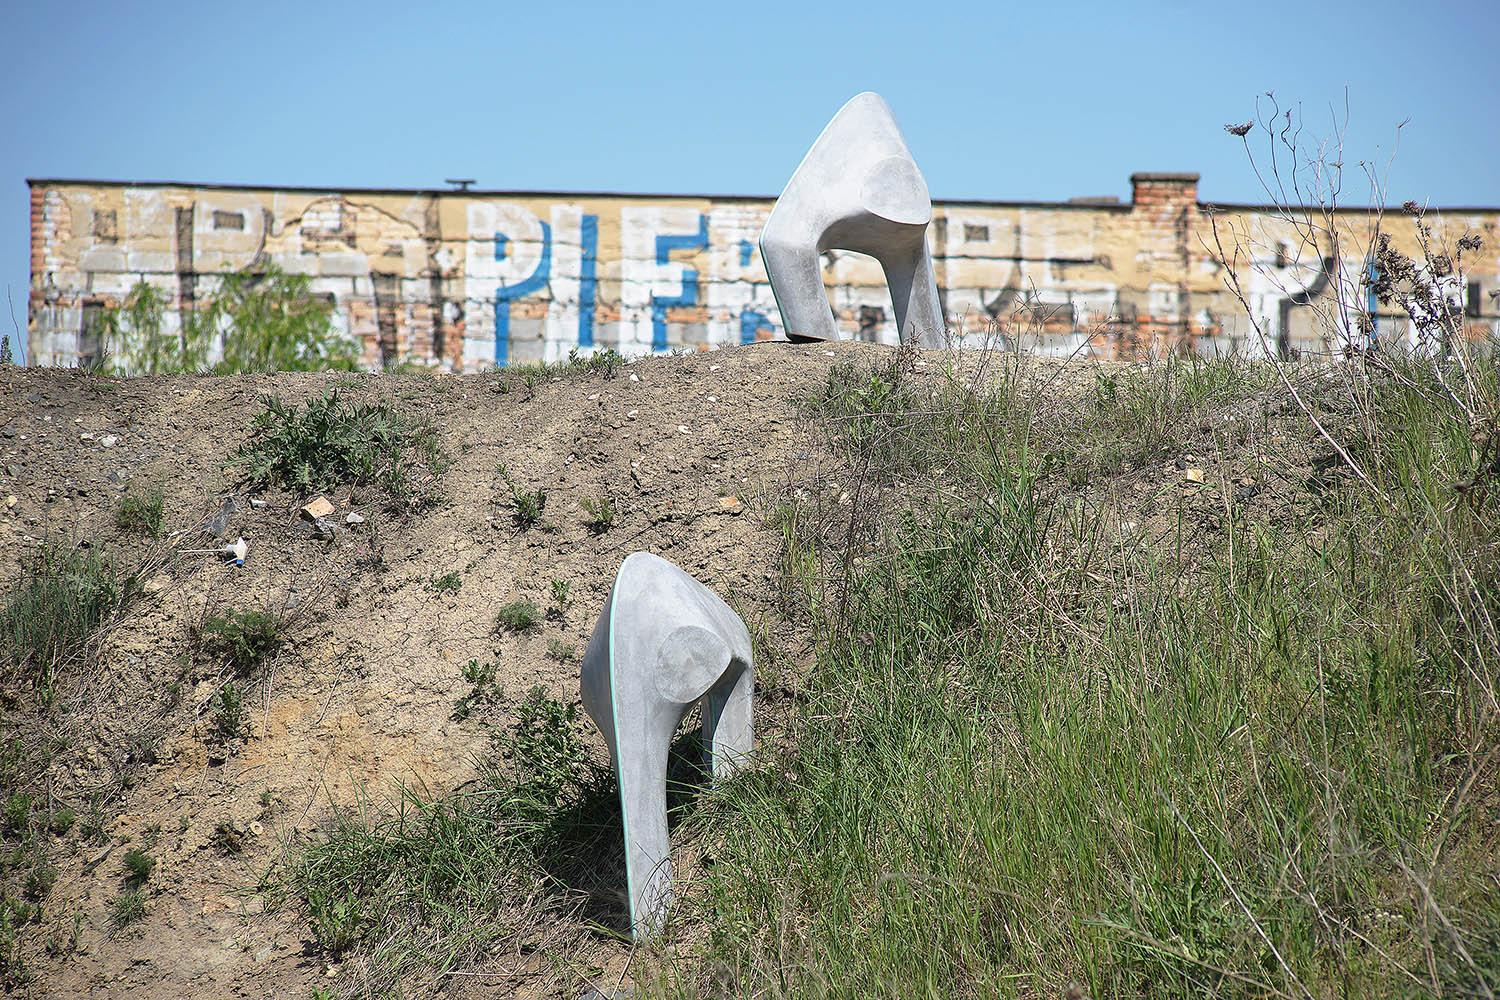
[4, 0, 1497, 362]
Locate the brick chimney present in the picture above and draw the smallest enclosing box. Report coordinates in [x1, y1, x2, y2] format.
[1130, 172, 1199, 211]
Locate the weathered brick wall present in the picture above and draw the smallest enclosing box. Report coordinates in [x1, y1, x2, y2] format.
[25, 174, 1500, 370]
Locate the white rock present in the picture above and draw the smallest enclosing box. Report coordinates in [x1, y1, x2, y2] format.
[627, 409, 639, 419]
[629, 373, 640, 382]
[99, 435, 119, 448]
[345, 512, 365, 525]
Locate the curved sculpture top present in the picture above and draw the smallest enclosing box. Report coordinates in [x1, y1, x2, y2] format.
[760, 92, 946, 347]
[580, 552, 754, 938]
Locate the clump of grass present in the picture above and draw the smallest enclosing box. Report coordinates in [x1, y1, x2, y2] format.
[545, 639, 575, 663]
[0, 544, 129, 698]
[109, 889, 146, 930]
[122, 848, 155, 883]
[580, 494, 615, 532]
[197, 609, 281, 675]
[235, 390, 449, 510]
[494, 599, 540, 634]
[264, 687, 608, 995]
[497, 347, 625, 392]
[114, 487, 165, 537]
[496, 463, 546, 529]
[641, 350, 1500, 999]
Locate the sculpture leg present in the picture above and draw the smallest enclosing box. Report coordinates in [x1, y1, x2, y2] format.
[760, 236, 840, 343]
[701, 661, 753, 781]
[616, 714, 677, 937]
[881, 242, 946, 348]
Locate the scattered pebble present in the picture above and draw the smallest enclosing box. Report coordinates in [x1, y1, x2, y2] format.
[1183, 468, 1206, 484]
[677, 425, 690, 434]
[345, 512, 365, 525]
[99, 434, 119, 448]
[627, 409, 638, 420]
[629, 373, 640, 382]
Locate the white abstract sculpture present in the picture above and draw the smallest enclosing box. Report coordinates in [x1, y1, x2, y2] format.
[760, 91, 946, 347]
[580, 552, 754, 938]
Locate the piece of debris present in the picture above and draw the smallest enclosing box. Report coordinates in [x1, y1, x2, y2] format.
[345, 512, 365, 525]
[248, 498, 267, 509]
[717, 495, 743, 514]
[3, 495, 15, 509]
[1183, 468, 1206, 484]
[203, 496, 240, 538]
[310, 518, 336, 541]
[300, 495, 335, 521]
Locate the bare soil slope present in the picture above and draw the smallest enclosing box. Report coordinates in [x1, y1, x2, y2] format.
[0, 342, 862, 998]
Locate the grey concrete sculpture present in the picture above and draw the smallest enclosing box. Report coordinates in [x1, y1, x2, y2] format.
[580, 551, 754, 938]
[760, 91, 946, 347]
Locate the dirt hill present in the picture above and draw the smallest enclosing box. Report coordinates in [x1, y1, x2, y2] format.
[0, 342, 873, 998]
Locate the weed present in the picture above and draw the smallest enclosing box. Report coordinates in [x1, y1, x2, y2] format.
[306, 886, 365, 955]
[1, 794, 30, 833]
[580, 493, 615, 532]
[545, 639, 576, 663]
[114, 487, 165, 537]
[109, 889, 146, 930]
[549, 578, 571, 616]
[496, 463, 546, 529]
[0, 544, 129, 698]
[494, 599, 540, 634]
[452, 658, 501, 721]
[122, 848, 155, 883]
[213, 683, 246, 740]
[48, 808, 75, 836]
[197, 609, 281, 675]
[236, 390, 449, 510]
[425, 571, 462, 594]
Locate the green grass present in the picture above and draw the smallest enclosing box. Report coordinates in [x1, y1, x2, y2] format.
[637, 349, 1500, 999]
[109, 888, 146, 930]
[235, 389, 449, 510]
[0, 544, 130, 699]
[114, 486, 165, 537]
[494, 599, 541, 634]
[425, 571, 462, 594]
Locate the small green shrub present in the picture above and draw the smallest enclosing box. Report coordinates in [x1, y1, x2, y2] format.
[213, 683, 246, 740]
[114, 487, 165, 537]
[496, 464, 546, 529]
[236, 390, 448, 509]
[452, 658, 501, 721]
[1, 793, 30, 832]
[545, 639, 576, 663]
[580, 494, 615, 532]
[48, 808, 75, 836]
[197, 609, 281, 674]
[109, 889, 146, 930]
[1, 544, 128, 697]
[494, 600, 540, 634]
[549, 578, 570, 614]
[425, 571, 461, 594]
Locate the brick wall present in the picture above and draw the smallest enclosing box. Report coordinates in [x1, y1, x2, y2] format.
[25, 175, 1500, 369]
